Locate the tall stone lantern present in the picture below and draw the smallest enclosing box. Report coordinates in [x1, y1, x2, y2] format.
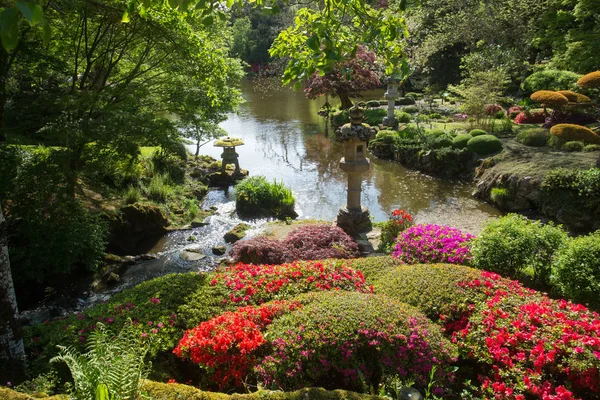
[382, 76, 400, 127]
[336, 105, 376, 236]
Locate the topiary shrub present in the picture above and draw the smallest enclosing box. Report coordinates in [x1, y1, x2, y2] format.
[228, 236, 286, 265]
[366, 100, 380, 108]
[405, 92, 421, 100]
[452, 133, 472, 149]
[257, 291, 457, 394]
[547, 134, 565, 149]
[530, 90, 569, 106]
[549, 123, 600, 145]
[283, 224, 360, 261]
[584, 144, 600, 152]
[335, 255, 401, 284]
[556, 90, 592, 104]
[563, 140, 585, 152]
[577, 70, 600, 88]
[402, 105, 418, 114]
[521, 69, 581, 93]
[552, 231, 600, 309]
[392, 224, 474, 265]
[331, 110, 349, 127]
[396, 97, 416, 105]
[234, 176, 297, 219]
[466, 135, 503, 155]
[468, 129, 487, 137]
[515, 128, 550, 147]
[393, 110, 411, 123]
[471, 214, 566, 286]
[375, 130, 399, 141]
[363, 108, 387, 126]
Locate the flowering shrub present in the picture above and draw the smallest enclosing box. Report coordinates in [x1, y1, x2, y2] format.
[174, 301, 300, 389]
[485, 104, 504, 115]
[455, 272, 600, 399]
[514, 111, 545, 124]
[256, 292, 457, 394]
[378, 209, 414, 252]
[392, 224, 474, 265]
[230, 224, 359, 265]
[179, 260, 372, 327]
[508, 106, 523, 119]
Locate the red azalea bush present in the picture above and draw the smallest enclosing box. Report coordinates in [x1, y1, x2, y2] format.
[514, 111, 546, 124]
[486, 104, 504, 115]
[173, 301, 301, 389]
[378, 209, 414, 252]
[256, 291, 457, 394]
[230, 224, 359, 265]
[393, 224, 475, 265]
[508, 106, 523, 119]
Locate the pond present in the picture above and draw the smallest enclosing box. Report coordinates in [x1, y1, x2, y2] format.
[194, 79, 501, 234]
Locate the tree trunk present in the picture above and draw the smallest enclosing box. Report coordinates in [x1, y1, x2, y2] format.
[0, 48, 7, 143]
[338, 93, 353, 110]
[196, 139, 200, 157]
[0, 206, 26, 381]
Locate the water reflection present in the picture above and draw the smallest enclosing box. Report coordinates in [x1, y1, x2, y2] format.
[193, 79, 501, 234]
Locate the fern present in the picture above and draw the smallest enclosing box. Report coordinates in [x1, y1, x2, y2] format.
[51, 321, 151, 400]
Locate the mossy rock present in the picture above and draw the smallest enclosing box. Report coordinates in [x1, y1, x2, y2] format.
[550, 124, 600, 145]
[452, 134, 472, 149]
[466, 135, 503, 156]
[224, 223, 252, 243]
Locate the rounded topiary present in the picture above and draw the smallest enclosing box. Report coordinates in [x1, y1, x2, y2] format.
[394, 111, 411, 123]
[516, 128, 550, 147]
[466, 135, 503, 155]
[576, 71, 600, 89]
[549, 124, 600, 145]
[258, 291, 457, 392]
[366, 100, 380, 108]
[468, 129, 488, 137]
[530, 90, 569, 106]
[452, 133, 472, 149]
[557, 90, 592, 104]
[403, 105, 419, 114]
[552, 231, 600, 309]
[374, 130, 399, 144]
[584, 144, 600, 152]
[397, 97, 416, 105]
[563, 141, 585, 152]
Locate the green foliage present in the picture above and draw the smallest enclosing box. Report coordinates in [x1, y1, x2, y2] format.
[552, 231, 600, 309]
[151, 151, 186, 185]
[402, 106, 419, 114]
[563, 140, 585, 152]
[50, 322, 151, 400]
[584, 144, 600, 152]
[547, 134, 565, 149]
[124, 186, 142, 205]
[448, 71, 509, 123]
[394, 111, 411, 123]
[396, 97, 416, 105]
[516, 128, 550, 147]
[234, 176, 296, 219]
[331, 110, 350, 127]
[468, 129, 487, 137]
[373, 264, 485, 321]
[466, 135, 503, 156]
[521, 69, 582, 93]
[489, 187, 509, 204]
[451, 134, 472, 149]
[146, 174, 172, 203]
[471, 214, 567, 286]
[363, 109, 387, 126]
[366, 100, 380, 108]
[335, 256, 400, 284]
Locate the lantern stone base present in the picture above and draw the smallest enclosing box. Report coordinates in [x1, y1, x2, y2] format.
[382, 116, 397, 127]
[336, 206, 372, 237]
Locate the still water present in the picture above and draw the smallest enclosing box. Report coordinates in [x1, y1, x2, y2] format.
[194, 79, 501, 234]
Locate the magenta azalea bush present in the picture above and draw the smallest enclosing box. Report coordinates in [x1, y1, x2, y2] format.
[393, 224, 474, 265]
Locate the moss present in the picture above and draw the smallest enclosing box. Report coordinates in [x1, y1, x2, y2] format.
[214, 137, 244, 147]
[224, 223, 252, 243]
[576, 71, 600, 88]
[490, 187, 510, 204]
[142, 382, 385, 400]
[530, 90, 569, 106]
[550, 124, 600, 145]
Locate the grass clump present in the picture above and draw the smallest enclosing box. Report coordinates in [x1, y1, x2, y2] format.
[234, 175, 297, 219]
[146, 174, 172, 203]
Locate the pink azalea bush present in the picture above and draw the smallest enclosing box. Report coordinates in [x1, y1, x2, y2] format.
[392, 224, 475, 265]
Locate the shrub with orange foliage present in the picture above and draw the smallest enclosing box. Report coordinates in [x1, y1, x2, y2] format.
[530, 90, 569, 106]
[550, 124, 600, 145]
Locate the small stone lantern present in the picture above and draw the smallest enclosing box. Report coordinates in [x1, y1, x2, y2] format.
[382, 76, 400, 127]
[214, 137, 244, 175]
[336, 105, 376, 236]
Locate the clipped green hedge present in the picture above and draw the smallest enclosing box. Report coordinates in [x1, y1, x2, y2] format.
[468, 129, 487, 137]
[452, 134, 472, 149]
[330, 255, 401, 284]
[466, 135, 503, 155]
[516, 128, 550, 147]
[143, 382, 386, 400]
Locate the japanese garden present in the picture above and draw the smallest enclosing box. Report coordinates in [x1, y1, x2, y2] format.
[0, 0, 599, 399]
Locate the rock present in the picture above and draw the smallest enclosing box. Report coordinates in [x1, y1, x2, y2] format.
[187, 235, 197, 242]
[180, 250, 207, 261]
[107, 203, 169, 255]
[135, 254, 158, 262]
[212, 245, 227, 256]
[224, 223, 252, 243]
[191, 221, 209, 228]
[107, 272, 120, 283]
[123, 256, 136, 265]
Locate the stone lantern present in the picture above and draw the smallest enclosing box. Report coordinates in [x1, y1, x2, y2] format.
[382, 76, 400, 127]
[336, 105, 376, 236]
[214, 137, 244, 175]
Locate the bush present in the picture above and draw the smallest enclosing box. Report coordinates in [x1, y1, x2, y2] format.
[466, 135, 503, 155]
[335, 256, 400, 284]
[392, 224, 474, 265]
[405, 92, 421, 100]
[471, 214, 566, 286]
[378, 209, 414, 252]
[547, 133, 565, 149]
[375, 130, 399, 142]
[514, 110, 545, 124]
[257, 292, 457, 393]
[147, 173, 172, 203]
[489, 187, 509, 204]
[552, 231, 600, 308]
[283, 224, 360, 261]
[228, 236, 286, 265]
[124, 185, 142, 204]
[468, 129, 487, 137]
[365, 100, 380, 108]
[151, 150, 186, 184]
[550, 123, 600, 145]
[396, 97, 416, 105]
[516, 128, 550, 147]
[563, 140, 585, 152]
[530, 90, 569, 106]
[507, 105, 522, 119]
[451, 134, 472, 149]
[234, 176, 296, 219]
[331, 110, 349, 127]
[402, 105, 419, 114]
[585, 144, 600, 152]
[521, 69, 581, 93]
[425, 134, 453, 150]
[363, 108, 387, 126]
[394, 110, 411, 123]
[577, 70, 600, 88]
[485, 104, 503, 115]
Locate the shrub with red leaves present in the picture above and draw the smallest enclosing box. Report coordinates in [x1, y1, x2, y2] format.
[173, 301, 300, 389]
[228, 236, 286, 265]
[485, 104, 504, 115]
[514, 111, 546, 124]
[508, 106, 523, 119]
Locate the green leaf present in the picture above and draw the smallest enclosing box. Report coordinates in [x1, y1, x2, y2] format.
[226, 0, 234, 7]
[306, 34, 320, 52]
[203, 15, 213, 26]
[16, 1, 44, 26]
[42, 18, 50, 45]
[121, 10, 130, 23]
[0, 8, 20, 51]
